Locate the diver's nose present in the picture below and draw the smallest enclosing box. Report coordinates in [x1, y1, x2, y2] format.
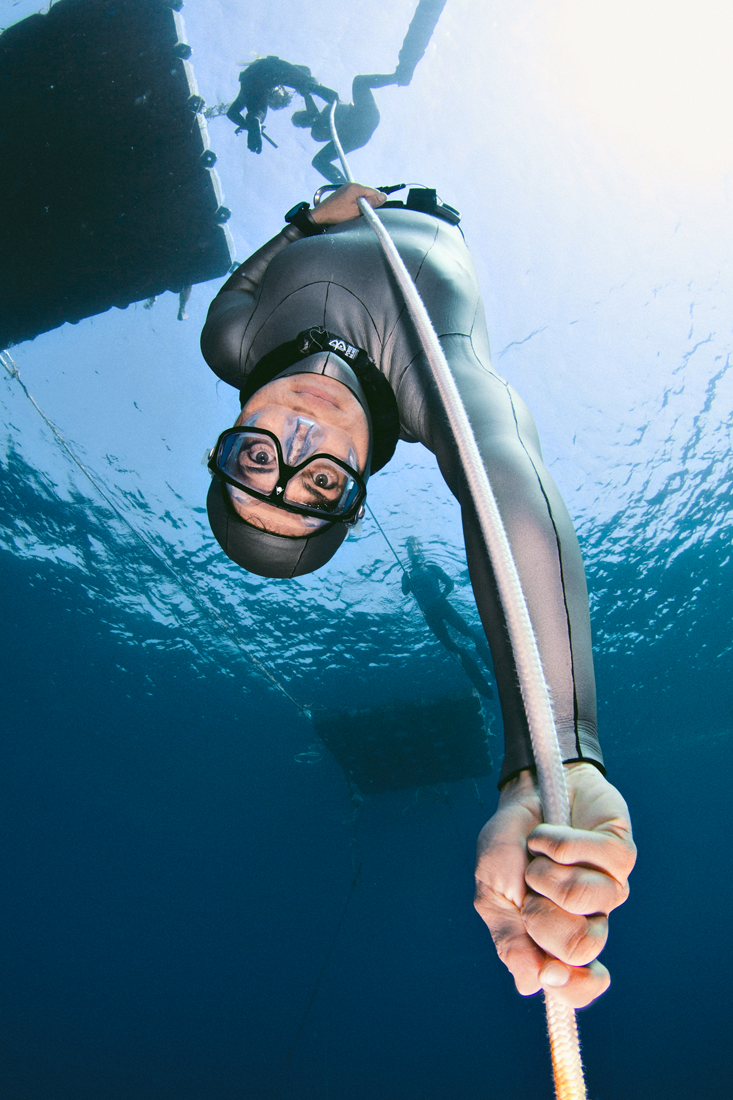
[285, 418, 317, 464]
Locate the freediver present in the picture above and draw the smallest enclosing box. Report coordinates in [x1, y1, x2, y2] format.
[401, 536, 494, 698]
[291, 73, 398, 185]
[200, 183, 636, 1010]
[226, 56, 337, 154]
[290, 1, 450, 185]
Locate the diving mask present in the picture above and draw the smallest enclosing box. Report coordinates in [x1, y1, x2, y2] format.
[208, 425, 367, 523]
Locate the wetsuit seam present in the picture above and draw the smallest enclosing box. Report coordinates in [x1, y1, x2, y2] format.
[504, 384, 581, 757]
[412, 220, 441, 283]
[322, 281, 330, 328]
[467, 329, 505, 384]
[384, 301, 410, 350]
[469, 295, 480, 339]
[382, 220, 439, 348]
[393, 345, 432, 438]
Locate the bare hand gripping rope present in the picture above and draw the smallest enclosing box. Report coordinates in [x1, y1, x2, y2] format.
[326, 101, 587, 1100]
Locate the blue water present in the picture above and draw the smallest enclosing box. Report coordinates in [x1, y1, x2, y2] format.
[1, 1, 732, 1096]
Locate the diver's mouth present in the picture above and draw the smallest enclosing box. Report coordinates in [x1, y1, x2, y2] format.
[290, 383, 341, 410]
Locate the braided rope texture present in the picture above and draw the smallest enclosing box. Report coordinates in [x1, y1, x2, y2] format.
[546, 993, 587, 1100]
[327, 113, 588, 1100]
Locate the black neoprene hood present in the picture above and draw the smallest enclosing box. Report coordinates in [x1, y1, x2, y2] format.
[206, 477, 349, 579]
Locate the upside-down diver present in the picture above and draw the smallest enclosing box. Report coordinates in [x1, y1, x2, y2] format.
[200, 182, 636, 1009]
[292, 72, 398, 184]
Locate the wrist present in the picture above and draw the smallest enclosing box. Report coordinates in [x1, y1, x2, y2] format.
[309, 202, 331, 226]
[498, 768, 538, 805]
[284, 201, 329, 237]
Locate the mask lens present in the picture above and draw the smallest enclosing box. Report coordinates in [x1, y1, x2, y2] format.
[283, 457, 361, 516]
[219, 431, 280, 493]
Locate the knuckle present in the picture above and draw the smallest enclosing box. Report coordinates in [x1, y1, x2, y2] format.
[548, 836, 571, 861]
[559, 869, 614, 915]
[621, 845, 638, 875]
[524, 855, 551, 890]
[473, 892, 488, 916]
[489, 919, 523, 956]
[557, 876, 595, 914]
[563, 925, 594, 965]
[521, 892, 546, 922]
[564, 918, 607, 965]
[530, 828, 563, 860]
[607, 879, 630, 911]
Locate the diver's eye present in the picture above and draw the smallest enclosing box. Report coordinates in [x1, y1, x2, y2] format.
[226, 435, 281, 492]
[305, 463, 346, 496]
[239, 441, 277, 469]
[283, 458, 351, 511]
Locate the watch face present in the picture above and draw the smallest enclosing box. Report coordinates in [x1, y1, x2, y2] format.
[285, 201, 309, 222]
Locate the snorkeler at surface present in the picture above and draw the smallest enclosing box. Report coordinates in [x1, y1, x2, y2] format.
[200, 183, 636, 1010]
[401, 536, 494, 698]
[292, 73, 398, 185]
[227, 56, 337, 154]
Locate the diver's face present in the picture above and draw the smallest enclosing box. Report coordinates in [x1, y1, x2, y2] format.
[406, 537, 423, 564]
[228, 374, 370, 536]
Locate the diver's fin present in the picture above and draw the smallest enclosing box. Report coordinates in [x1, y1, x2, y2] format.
[394, 0, 448, 85]
[459, 651, 494, 699]
[474, 638, 493, 670]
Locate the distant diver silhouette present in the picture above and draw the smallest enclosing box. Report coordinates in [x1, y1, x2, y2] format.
[401, 537, 494, 699]
[177, 285, 192, 321]
[142, 288, 191, 320]
[227, 55, 337, 154]
[292, 73, 398, 185]
[291, 0, 447, 183]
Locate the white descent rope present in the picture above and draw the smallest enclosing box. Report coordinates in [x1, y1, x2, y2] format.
[327, 101, 587, 1100]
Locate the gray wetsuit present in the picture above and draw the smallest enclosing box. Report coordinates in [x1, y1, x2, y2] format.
[201, 208, 603, 785]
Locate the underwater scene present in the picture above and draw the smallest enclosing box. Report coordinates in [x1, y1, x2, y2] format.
[0, 0, 730, 1096]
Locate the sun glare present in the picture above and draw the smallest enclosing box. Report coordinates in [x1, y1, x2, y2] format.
[541, 0, 733, 185]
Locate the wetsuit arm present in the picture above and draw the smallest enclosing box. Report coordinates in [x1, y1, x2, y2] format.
[432, 565, 454, 597]
[200, 225, 304, 385]
[421, 337, 603, 787]
[266, 59, 336, 103]
[299, 92, 322, 125]
[308, 82, 338, 104]
[226, 83, 248, 129]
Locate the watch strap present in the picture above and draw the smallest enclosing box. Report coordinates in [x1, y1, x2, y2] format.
[284, 201, 328, 237]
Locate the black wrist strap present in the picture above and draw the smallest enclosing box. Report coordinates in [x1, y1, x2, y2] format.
[284, 201, 328, 237]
